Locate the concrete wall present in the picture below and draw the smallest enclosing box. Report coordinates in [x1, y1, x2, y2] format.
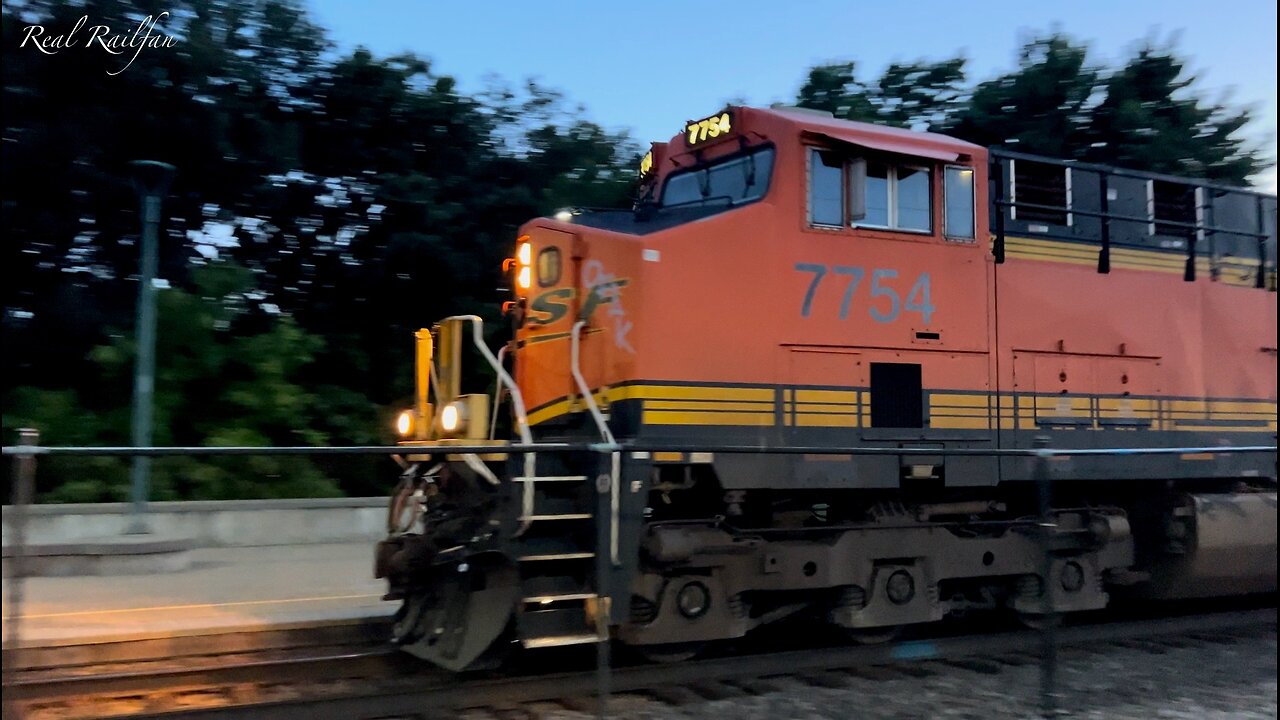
[1, 498, 387, 548]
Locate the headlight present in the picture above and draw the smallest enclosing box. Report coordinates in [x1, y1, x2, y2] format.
[440, 401, 465, 435]
[515, 238, 533, 291]
[395, 410, 414, 437]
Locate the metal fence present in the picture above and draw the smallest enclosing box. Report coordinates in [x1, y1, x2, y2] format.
[3, 431, 1275, 719]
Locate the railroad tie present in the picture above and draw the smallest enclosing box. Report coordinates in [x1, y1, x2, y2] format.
[794, 670, 850, 689]
[553, 695, 597, 713]
[685, 680, 744, 700]
[722, 676, 788, 696]
[643, 685, 705, 707]
[941, 658, 1004, 675]
[891, 663, 938, 677]
[842, 665, 902, 682]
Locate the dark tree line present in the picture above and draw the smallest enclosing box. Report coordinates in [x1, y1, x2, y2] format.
[2, 3, 1269, 501]
[2, 0, 638, 500]
[795, 34, 1267, 183]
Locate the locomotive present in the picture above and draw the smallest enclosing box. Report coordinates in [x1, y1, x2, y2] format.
[374, 106, 1278, 671]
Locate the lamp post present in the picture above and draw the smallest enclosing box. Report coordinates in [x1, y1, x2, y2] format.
[127, 160, 176, 535]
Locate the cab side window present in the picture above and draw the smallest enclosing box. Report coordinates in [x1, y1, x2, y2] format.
[809, 148, 949, 235]
[896, 166, 932, 232]
[809, 149, 844, 226]
[855, 162, 931, 232]
[944, 166, 976, 240]
[864, 161, 890, 226]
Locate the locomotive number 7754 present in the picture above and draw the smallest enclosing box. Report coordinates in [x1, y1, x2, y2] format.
[795, 262, 935, 324]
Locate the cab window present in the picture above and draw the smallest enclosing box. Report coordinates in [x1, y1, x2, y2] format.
[808, 149, 844, 226]
[807, 149, 937, 234]
[661, 146, 775, 208]
[944, 166, 975, 239]
[856, 162, 931, 232]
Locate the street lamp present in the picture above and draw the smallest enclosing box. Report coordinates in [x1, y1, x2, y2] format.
[127, 160, 176, 535]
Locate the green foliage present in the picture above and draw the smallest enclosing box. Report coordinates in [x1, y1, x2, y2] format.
[3, 0, 640, 501]
[875, 59, 968, 130]
[796, 62, 879, 123]
[797, 33, 1267, 184]
[948, 34, 1097, 158]
[795, 58, 967, 130]
[1081, 43, 1265, 182]
[4, 262, 346, 501]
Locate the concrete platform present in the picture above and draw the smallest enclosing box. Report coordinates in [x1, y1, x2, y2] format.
[2, 533, 196, 576]
[1, 541, 396, 647]
[2, 498, 386, 548]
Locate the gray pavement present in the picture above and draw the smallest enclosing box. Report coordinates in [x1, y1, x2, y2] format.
[1, 542, 394, 646]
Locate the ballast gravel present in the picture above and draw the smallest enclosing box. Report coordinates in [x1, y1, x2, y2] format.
[468, 628, 1277, 719]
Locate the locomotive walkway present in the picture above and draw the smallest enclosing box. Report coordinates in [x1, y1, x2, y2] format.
[1, 541, 394, 646]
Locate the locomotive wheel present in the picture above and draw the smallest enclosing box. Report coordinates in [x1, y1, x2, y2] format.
[843, 626, 902, 645]
[637, 641, 707, 663]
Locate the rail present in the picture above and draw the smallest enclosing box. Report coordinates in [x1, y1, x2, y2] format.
[3, 434, 1275, 720]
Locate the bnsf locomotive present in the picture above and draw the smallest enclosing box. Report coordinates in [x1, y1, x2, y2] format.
[374, 106, 1278, 670]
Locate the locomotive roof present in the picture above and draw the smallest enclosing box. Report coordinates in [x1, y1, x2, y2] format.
[757, 105, 985, 159]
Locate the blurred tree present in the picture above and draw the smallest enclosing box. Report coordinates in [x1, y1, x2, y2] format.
[2, 0, 639, 500]
[795, 58, 967, 130]
[795, 62, 880, 123]
[2, 0, 333, 397]
[797, 33, 1267, 185]
[876, 59, 968, 130]
[1081, 42, 1265, 182]
[946, 34, 1097, 159]
[4, 263, 346, 501]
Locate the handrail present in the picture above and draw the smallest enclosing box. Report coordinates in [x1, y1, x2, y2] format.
[994, 199, 1268, 240]
[489, 344, 508, 441]
[6, 443, 1274, 458]
[570, 321, 616, 446]
[441, 315, 537, 534]
[442, 315, 532, 444]
[571, 320, 620, 565]
[989, 147, 1280, 200]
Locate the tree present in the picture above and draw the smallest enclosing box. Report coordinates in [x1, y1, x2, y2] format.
[2, 0, 642, 500]
[1082, 43, 1265, 182]
[2, 0, 334, 394]
[3, 263, 349, 501]
[795, 62, 878, 123]
[795, 58, 967, 130]
[798, 33, 1267, 186]
[946, 34, 1097, 159]
[875, 59, 968, 130]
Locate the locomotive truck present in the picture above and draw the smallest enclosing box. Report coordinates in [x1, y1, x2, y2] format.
[374, 106, 1278, 670]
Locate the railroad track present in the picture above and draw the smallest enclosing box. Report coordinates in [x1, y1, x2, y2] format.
[5, 605, 1275, 719]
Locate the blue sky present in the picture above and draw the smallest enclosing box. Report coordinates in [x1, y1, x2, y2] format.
[307, 0, 1278, 191]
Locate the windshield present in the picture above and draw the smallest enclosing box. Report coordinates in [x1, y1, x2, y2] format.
[660, 146, 775, 208]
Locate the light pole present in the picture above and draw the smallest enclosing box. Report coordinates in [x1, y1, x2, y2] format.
[127, 160, 176, 535]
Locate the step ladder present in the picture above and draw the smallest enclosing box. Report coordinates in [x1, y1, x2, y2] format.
[511, 469, 603, 649]
[459, 316, 617, 650]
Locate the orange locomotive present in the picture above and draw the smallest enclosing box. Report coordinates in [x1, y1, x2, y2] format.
[376, 106, 1277, 670]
